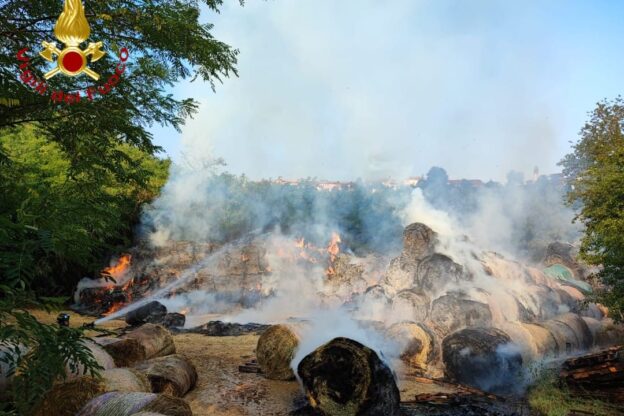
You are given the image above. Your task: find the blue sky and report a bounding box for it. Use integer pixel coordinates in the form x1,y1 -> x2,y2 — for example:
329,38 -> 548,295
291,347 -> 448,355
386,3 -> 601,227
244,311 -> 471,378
151,0 -> 624,181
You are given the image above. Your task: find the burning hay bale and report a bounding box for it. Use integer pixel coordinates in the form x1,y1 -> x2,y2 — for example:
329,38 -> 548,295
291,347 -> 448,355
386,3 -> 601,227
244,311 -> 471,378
428,294 -> 492,337
403,223 -> 437,260
386,321 -> 438,375
134,354 -> 197,397
256,324 -> 301,380
33,368 -> 150,416
416,254 -> 468,294
297,337 -> 401,416
120,324 -> 176,360
76,392 -> 192,416
126,301 -> 167,326
125,301 -> 186,329
442,327 -> 523,394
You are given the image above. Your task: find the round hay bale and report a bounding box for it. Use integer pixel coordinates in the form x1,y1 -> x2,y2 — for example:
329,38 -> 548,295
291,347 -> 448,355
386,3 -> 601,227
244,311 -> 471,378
442,327 -> 523,394
33,368 -> 150,416
76,392 -> 192,416
589,318 -> 624,347
497,322 -> 539,362
428,294 -> 492,337
121,324 -> 176,359
553,313 -> 593,350
134,354 -> 197,397
538,314 -> 592,356
416,254 -> 466,294
297,337 -> 401,416
67,341 -> 115,378
126,301 -> 167,326
519,322 -> 559,357
390,289 -> 429,322
95,337 -> 147,367
386,321 -> 437,374
403,223 -> 437,260
256,324 -> 300,380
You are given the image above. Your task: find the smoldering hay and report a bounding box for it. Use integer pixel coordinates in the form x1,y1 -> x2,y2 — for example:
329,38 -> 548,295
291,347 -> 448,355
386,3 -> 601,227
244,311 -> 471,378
72,193 -> 622,394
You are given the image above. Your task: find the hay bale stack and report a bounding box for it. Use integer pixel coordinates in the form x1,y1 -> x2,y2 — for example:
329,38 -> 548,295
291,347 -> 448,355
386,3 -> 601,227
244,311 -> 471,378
33,368 -> 150,416
76,392 -> 192,416
256,324 -> 301,380
442,327 -> 523,394
95,337 -> 147,367
297,337 -> 401,416
428,294 -> 492,337
121,324 -> 176,359
134,354 -> 197,397
385,321 -> 437,374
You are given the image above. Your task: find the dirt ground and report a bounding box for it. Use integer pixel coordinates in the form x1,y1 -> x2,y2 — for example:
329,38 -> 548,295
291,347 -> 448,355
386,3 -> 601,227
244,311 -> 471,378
30,310 -> 466,416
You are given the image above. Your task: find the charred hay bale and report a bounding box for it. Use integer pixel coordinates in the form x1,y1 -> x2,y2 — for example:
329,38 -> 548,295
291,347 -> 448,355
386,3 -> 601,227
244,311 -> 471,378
256,324 -> 301,380
403,223 -> 437,260
33,368 -> 150,416
121,324 -> 176,359
134,354 -> 197,397
161,313 -> 186,328
386,321 -> 438,374
76,392 -> 192,416
442,327 -> 523,394
95,337 -> 147,367
390,289 -> 429,322
416,254 -> 466,294
297,337 -> 401,416
428,294 -> 492,337
126,301 -> 167,326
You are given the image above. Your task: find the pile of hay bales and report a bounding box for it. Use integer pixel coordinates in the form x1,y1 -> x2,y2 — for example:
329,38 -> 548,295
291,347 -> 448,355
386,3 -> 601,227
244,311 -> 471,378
35,324 -> 197,416
33,368 -> 150,416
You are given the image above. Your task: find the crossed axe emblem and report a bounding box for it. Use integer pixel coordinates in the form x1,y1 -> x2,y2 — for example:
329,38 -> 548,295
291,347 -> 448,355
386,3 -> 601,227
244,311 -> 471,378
40,41 -> 105,80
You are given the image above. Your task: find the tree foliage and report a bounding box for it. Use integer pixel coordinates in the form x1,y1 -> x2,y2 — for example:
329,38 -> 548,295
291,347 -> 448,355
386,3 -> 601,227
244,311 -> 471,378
561,97 -> 624,320
0,1 -> 238,412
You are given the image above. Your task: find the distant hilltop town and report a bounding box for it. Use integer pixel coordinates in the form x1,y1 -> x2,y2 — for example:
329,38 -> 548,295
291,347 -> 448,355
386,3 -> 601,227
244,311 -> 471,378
271,172 -> 564,192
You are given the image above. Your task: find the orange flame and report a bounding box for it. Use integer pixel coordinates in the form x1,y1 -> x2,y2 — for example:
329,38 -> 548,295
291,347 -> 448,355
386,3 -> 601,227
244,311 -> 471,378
101,254 -> 132,284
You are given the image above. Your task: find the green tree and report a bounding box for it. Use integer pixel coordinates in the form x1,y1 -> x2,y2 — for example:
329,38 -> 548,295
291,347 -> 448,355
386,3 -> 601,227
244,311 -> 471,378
0,1 -> 239,412
561,97 -> 624,320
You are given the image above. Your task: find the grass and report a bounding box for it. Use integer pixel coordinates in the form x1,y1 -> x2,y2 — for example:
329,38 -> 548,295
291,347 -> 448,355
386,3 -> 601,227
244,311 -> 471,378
528,370 -> 623,416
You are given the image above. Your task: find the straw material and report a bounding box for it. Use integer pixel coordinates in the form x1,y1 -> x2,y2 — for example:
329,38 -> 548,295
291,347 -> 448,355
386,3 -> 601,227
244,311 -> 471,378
297,337 -> 401,416
386,321 -> 437,374
76,392 -> 192,416
33,368 -> 150,416
256,324 -> 301,380
95,337 -> 147,367
67,340 -> 115,379
134,354 -> 197,397
121,324 -> 176,359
